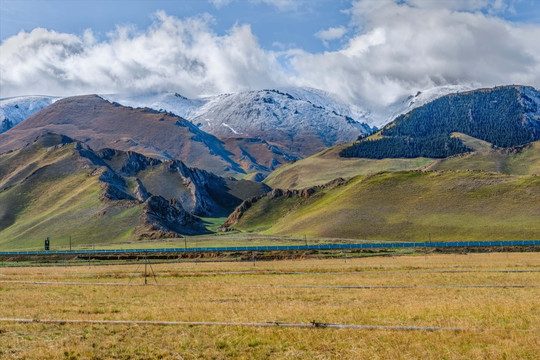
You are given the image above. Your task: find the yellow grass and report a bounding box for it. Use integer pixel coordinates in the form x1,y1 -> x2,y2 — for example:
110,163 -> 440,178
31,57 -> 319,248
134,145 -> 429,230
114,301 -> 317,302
0,252 -> 539,359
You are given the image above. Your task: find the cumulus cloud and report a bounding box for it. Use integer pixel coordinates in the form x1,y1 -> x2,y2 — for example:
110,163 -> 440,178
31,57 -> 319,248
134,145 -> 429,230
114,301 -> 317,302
315,26 -> 347,47
291,0 -> 540,105
1,1 -> 539,108
0,12 -> 286,98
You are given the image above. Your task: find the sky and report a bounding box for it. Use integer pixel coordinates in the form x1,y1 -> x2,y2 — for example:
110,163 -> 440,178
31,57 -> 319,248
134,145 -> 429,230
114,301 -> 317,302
1,0 -> 539,106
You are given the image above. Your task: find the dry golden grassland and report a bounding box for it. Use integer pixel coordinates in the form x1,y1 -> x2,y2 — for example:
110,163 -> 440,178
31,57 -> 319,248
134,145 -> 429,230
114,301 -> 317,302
0,252 -> 539,359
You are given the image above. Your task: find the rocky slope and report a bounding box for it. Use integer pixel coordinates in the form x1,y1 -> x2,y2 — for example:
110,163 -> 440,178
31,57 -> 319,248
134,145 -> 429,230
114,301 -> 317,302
0,133 -> 269,248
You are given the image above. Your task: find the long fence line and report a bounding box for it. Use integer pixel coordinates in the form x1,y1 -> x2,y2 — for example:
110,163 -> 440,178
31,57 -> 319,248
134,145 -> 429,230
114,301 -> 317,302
1,280 -> 538,289
4,269 -> 540,277
1,240 -> 539,256
0,318 -> 537,333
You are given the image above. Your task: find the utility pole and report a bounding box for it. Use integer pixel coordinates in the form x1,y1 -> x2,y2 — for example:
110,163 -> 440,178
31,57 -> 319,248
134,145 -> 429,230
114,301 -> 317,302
69,236 -> 72,251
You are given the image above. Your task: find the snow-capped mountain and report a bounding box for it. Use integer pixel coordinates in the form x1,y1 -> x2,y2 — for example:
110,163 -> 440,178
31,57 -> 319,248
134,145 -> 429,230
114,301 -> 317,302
187,89 -> 373,156
376,85 -> 473,128
104,88 -> 376,156
1,86 -> 476,155
100,92 -> 206,120
0,95 -> 60,133
100,86 -> 474,136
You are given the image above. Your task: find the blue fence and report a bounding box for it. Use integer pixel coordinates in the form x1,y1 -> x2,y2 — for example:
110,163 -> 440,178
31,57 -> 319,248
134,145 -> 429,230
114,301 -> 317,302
0,240 -> 538,256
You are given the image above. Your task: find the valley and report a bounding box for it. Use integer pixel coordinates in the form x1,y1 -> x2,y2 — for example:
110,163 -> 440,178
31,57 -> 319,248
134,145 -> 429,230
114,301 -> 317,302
1,85 -> 539,250
2,3 -> 540,359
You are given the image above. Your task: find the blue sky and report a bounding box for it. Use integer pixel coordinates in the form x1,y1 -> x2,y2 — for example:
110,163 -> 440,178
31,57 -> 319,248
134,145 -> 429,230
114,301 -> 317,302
1,0 -> 539,104
3,0 -> 539,53
0,0 -> 354,52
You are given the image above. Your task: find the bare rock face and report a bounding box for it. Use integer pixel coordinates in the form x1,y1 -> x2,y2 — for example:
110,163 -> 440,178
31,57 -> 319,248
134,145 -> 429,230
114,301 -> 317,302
222,198 -> 257,228
95,147 -> 267,217
168,160 -> 221,216
141,196 -> 208,236
1,118 -> 13,132
134,178 -> 151,202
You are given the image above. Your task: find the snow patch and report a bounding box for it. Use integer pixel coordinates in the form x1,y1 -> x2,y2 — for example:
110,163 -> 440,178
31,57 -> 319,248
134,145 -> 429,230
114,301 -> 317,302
222,123 -> 241,135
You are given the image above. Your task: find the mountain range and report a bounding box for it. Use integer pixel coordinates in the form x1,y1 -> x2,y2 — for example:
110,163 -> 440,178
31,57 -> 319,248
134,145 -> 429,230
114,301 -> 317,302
1,85 -> 472,151
0,95 -> 297,178
0,132 -> 268,249
0,84 -> 539,248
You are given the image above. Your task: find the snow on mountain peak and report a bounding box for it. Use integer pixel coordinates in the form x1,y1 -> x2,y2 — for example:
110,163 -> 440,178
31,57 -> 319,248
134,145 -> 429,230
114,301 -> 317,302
1,85 -> 479,152
0,95 -> 60,132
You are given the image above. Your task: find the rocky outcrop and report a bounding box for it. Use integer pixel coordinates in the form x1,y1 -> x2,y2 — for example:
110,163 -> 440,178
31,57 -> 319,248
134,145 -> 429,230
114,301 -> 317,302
133,178 -> 151,201
222,177 -> 347,228
141,195 -> 208,236
99,149 -> 162,176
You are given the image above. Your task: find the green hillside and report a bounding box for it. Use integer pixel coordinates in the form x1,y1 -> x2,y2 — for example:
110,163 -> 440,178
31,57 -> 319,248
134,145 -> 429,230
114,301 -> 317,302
0,139 -> 142,250
264,143 -> 434,189
1,133 -> 269,250
425,139 -> 540,175
341,86 -> 540,159
231,171 -> 540,241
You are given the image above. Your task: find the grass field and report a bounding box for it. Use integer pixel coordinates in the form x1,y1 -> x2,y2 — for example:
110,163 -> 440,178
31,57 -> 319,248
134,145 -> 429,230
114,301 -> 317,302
0,252 -> 538,359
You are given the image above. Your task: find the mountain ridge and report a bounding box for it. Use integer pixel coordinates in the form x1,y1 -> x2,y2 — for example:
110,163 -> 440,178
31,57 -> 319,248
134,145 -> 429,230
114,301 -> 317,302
340,85 -> 540,159
0,132 -> 270,249
0,95 -> 294,178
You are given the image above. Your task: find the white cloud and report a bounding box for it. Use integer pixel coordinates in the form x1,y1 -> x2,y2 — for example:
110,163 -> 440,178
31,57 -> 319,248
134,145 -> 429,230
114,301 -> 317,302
1,2 -> 539,108
315,26 -> 347,47
403,0 -> 515,14
209,0 -> 298,11
0,12 -> 286,98
290,0 -> 540,105
208,0 -> 233,9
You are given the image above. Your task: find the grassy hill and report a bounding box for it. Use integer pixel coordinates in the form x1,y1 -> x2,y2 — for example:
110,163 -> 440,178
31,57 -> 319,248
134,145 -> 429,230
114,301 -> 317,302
425,138 -> 540,175
0,136 -> 142,250
264,143 -> 434,189
230,171 -> 540,241
265,132 -> 540,189
0,133 -> 269,250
